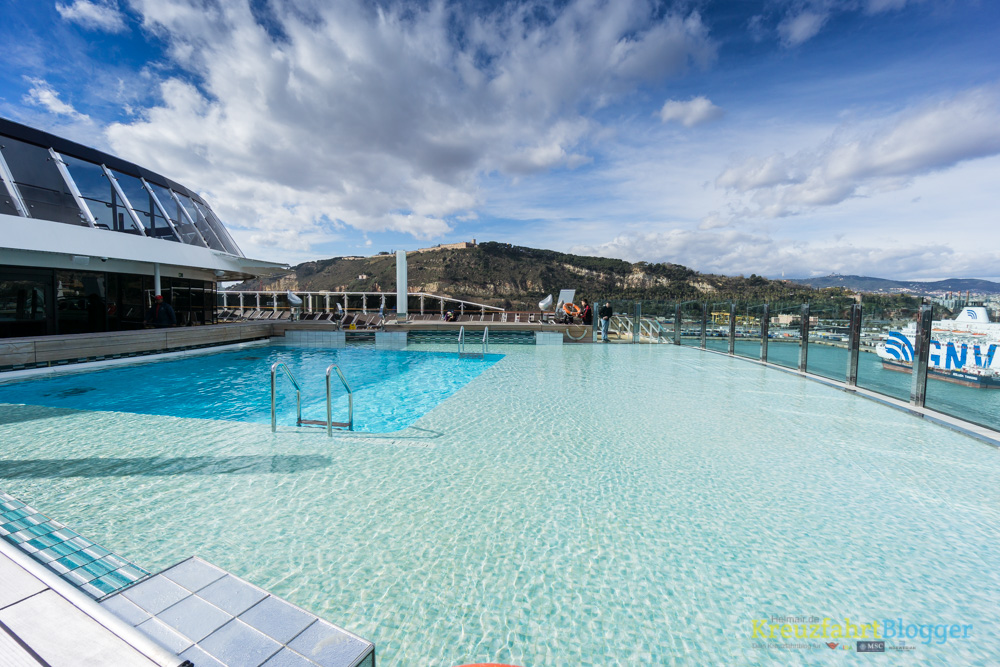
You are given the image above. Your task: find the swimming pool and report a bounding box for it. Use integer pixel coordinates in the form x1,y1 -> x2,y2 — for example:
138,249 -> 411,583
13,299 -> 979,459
0,346 -> 501,432
2,343 -> 999,664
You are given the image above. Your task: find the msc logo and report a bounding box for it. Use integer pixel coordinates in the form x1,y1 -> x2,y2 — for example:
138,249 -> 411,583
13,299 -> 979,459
858,640 -> 885,652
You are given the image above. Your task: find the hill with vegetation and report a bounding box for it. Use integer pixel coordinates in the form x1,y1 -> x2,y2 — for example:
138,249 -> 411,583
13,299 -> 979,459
234,241 -> 923,313
792,274 -> 1000,295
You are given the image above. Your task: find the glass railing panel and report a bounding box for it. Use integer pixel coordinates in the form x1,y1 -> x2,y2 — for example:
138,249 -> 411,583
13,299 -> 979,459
806,299 -> 853,381
639,300 -> 671,343
733,301 -> 764,360
922,302 -> 999,430
855,297 -> 922,402
767,301 -> 803,369
678,300 -> 703,347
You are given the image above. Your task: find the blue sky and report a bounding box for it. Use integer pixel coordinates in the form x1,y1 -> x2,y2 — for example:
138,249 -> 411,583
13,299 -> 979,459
2,0 -> 999,279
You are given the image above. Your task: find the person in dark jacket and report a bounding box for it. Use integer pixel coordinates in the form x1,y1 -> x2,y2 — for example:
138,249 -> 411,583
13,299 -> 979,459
145,295 -> 176,328
598,302 -> 612,342
580,299 -> 593,326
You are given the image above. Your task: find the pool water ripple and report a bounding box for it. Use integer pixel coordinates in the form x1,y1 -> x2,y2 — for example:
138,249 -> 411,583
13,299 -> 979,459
1,344 -> 1000,664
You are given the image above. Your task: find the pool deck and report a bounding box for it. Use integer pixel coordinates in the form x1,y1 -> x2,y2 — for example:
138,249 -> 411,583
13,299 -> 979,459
0,536 -> 184,666
1,495 -> 375,667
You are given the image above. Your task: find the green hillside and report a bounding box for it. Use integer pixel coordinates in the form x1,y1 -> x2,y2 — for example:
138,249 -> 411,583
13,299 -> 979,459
234,241 -> 921,313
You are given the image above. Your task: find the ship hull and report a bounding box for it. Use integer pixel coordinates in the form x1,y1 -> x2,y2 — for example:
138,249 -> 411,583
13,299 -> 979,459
880,359 -> 1000,388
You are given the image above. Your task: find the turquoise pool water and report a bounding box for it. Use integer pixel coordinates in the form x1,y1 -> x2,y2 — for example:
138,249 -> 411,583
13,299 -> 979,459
2,343 -> 1000,664
0,346 -> 501,433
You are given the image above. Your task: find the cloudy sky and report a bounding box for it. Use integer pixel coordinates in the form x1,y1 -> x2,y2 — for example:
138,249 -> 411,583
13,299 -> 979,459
2,0 -> 998,279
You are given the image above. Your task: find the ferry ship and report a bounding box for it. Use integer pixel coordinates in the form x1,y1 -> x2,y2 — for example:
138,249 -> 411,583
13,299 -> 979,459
875,307 -> 1000,388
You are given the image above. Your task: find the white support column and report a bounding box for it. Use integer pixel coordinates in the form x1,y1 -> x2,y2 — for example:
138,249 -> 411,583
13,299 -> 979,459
396,250 -> 408,320
362,294 -> 367,314
256,293 -> 261,309
153,263 -> 162,296
325,294 -> 330,312
239,293 -> 244,313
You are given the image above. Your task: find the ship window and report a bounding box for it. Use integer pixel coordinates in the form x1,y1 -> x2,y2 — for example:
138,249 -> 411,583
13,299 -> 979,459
148,182 -> 204,247
175,192 -> 225,251
60,155 -> 142,235
110,169 -> 157,237
192,199 -> 241,255
0,137 -> 84,225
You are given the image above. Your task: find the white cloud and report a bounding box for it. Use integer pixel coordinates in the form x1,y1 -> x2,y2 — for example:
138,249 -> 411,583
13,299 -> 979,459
658,96 -> 723,127
572,229 -> 1000,280
104,0 -> 716,257
56,0 -> 127,33
865,0 -> 913,14
22,78 -> 90,121
716,87 -> 1000,219
778,10 -> 829,47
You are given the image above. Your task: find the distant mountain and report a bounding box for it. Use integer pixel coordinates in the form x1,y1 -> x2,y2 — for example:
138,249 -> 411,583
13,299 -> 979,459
791,275 -> 1000,295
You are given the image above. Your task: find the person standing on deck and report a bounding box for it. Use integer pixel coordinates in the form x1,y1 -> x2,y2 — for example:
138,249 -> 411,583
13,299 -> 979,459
599,302 -> 612,342
580,299 -> 593,326
145,295 -> 176,328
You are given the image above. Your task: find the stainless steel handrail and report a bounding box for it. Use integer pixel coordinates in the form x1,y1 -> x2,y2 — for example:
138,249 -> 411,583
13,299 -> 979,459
326,364 -> 354,435
271,362 -> 302,432
482,327 -> 489,355
458,325 -> 465,356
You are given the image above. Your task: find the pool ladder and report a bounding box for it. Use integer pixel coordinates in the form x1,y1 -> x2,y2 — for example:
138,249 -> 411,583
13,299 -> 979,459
458,326 -> 488,358
270,362 -> 353,435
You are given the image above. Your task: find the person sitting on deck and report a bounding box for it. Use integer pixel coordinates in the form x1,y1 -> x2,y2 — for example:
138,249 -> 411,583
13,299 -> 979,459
444,310 -> 456,322
145,295 -> 176,328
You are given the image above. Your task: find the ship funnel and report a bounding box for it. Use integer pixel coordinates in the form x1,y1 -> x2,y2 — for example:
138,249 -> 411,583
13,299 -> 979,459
954,306 -> 990,323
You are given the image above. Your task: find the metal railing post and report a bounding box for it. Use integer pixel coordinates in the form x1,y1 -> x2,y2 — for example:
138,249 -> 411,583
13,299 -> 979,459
633,302 -> 641,344
760,304 -> 770,363
326,364 -> 353,434
846,303 -> 862,386
910,305 -> 933,407
728,302 -> 736,355
271,367 -> 277,432
700,302 -> 708,349
798,303 -> 810,372
674,304 -> 681,345
271,362 -> 302,432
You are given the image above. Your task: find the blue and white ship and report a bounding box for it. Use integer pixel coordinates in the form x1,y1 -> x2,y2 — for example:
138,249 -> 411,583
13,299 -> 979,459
876,307 -> 1000,388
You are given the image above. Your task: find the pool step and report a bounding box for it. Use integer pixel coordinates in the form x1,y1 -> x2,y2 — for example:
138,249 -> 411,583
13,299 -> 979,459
102,557 -> 375,667
298,418 -> 350,429
0,490 -> 150,600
